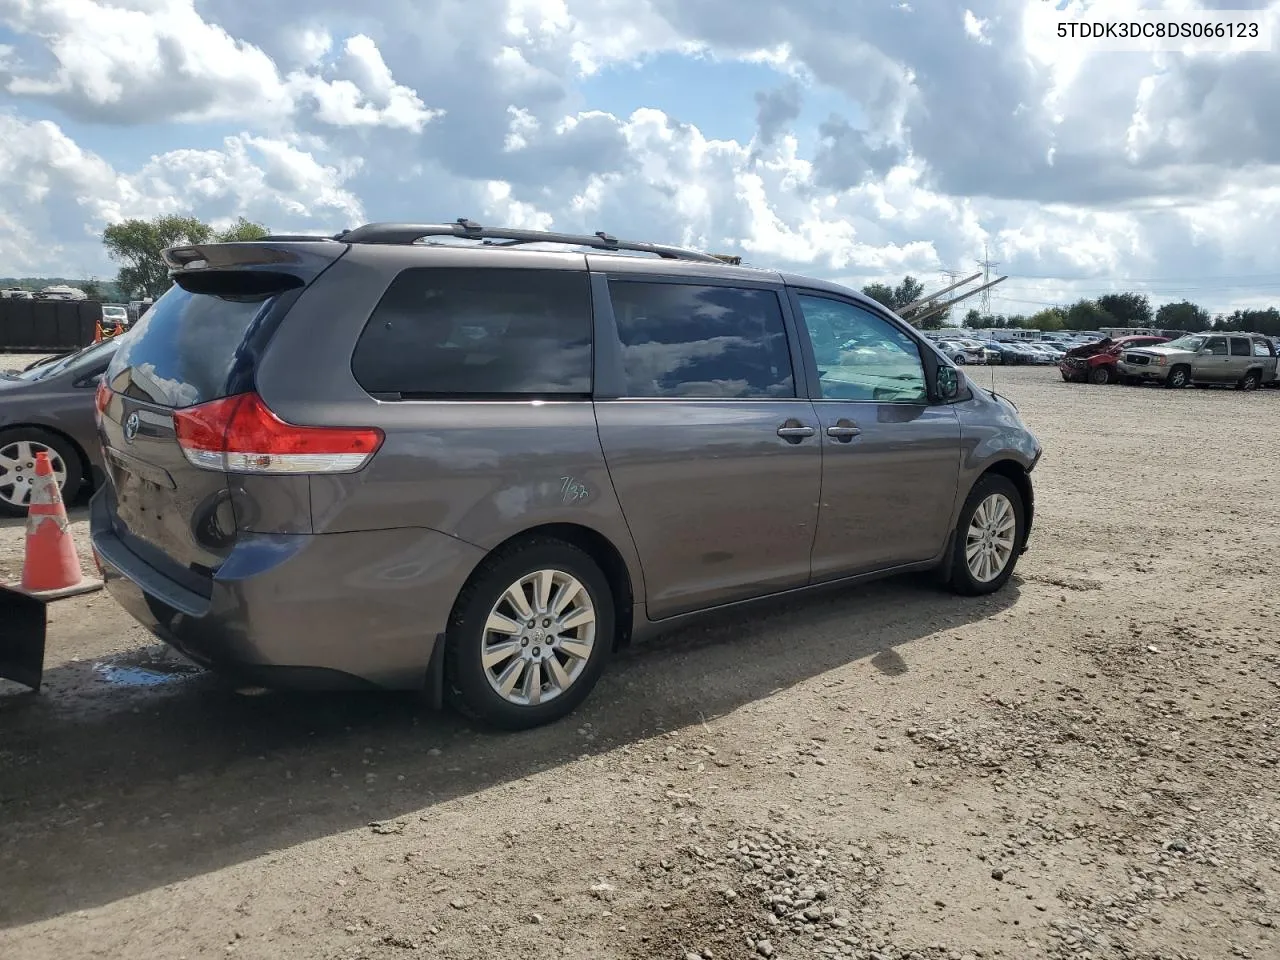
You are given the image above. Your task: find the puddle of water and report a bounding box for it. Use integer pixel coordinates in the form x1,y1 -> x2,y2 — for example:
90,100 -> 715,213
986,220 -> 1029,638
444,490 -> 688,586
92,649 -> 203,687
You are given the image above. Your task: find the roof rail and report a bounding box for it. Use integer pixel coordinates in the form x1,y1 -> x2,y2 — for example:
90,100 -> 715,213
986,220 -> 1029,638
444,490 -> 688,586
337,219 -> 724,263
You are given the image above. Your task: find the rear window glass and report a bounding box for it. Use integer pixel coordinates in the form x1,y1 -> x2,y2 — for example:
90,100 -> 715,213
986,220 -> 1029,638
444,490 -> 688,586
607,280 -> 794,399
351,267 -> 592,398
105,280 -> 277,407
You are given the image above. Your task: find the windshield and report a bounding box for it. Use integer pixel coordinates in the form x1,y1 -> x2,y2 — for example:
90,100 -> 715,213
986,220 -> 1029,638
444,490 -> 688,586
1163,335 -> 1206,351
18,339 -> 118,382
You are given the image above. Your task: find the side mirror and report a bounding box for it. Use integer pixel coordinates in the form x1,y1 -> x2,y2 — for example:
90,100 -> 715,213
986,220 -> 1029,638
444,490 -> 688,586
936,364 -> 960,401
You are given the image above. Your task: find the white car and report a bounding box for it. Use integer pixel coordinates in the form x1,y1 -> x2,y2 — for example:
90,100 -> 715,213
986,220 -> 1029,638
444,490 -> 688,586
1031,342 -> 1066,361
936,339 -> 985,365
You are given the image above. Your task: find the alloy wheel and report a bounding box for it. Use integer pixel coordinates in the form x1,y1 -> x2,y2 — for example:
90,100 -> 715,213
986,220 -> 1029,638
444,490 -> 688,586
481,568 -> 597,706
0,440 -> 68,508
965,493 -> 1016,584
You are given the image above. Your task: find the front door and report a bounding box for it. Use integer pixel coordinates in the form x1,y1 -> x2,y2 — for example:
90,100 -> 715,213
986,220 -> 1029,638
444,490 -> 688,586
1193,335 -> 1231,381
594,277 -> 822,620
789,292 -> 962,580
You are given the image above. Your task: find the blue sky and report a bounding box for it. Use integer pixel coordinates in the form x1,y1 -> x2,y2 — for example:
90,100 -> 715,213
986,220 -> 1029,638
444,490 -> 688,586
578,53 -> 861,152
0,0 -> 1277,314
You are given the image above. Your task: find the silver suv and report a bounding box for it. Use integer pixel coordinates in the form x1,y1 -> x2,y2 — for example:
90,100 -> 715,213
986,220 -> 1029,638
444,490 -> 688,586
1118,332 -> 1279,390
89,221 -> 1042,729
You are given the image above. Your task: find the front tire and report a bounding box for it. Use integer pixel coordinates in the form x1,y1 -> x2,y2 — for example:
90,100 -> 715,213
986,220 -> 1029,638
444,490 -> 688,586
1166,365 -> 1190,389
946,474 -> 1025,596
445,538 -> 615,730
0,428 -> 83,518
1088,365 -> 1114,385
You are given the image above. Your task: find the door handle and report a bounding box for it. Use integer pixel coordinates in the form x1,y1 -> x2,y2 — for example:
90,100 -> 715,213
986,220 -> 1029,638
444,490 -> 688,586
826,419 -> 861,442
777,421 -> 816,443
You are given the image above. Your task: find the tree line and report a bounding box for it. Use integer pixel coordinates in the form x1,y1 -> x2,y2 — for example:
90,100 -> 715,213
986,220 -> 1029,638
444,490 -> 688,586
861,275 -> 1280,337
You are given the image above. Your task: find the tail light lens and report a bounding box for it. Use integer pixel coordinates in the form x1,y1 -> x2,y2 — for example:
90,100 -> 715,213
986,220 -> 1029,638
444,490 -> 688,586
94,379 -> 110,423
172,392 -> 384,475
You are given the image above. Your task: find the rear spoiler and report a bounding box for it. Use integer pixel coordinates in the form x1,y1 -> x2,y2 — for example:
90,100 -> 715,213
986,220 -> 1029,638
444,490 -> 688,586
162,240 -> 348,273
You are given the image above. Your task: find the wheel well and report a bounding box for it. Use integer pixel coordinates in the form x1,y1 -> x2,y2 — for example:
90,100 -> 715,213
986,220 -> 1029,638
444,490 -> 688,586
981,459 -> 1034,544
0,422 -> 92,482
473,523 -> 636,649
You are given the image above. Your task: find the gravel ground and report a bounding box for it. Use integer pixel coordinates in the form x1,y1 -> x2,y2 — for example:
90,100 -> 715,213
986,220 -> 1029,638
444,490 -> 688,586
1,361 -> 1277,960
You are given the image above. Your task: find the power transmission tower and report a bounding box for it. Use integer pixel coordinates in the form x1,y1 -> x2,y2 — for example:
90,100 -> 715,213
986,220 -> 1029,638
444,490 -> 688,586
975,244 -> 1000,315
940,268 -> 963,285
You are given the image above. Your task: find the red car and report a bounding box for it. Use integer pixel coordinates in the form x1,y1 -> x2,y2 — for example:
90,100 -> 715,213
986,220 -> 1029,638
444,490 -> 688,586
1059,335 -> 1170,384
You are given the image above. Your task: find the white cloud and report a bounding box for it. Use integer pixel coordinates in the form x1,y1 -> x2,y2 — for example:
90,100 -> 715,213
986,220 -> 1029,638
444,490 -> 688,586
963,10 -> 990,44
0,112 -> 362,274
0,0 -> 440,131
286,35 -> 442,132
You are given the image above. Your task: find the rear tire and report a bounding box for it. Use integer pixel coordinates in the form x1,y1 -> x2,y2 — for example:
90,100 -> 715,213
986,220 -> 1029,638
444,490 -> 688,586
946,474 -> 1025,597
0,427 -> 84,518
1239,371 -> 1261,392
1166,365 -> 1190,389
445,538 -> 615,730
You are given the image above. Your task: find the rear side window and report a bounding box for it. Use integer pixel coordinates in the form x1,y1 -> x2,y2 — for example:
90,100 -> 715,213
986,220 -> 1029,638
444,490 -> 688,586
351,268 -> 592,398
607,280 -> 794,399
106,275 -> 289,408
1230,337 -> 1252,357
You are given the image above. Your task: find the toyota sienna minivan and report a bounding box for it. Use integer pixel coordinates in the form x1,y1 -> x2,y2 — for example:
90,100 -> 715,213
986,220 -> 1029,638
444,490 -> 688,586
91,221 -> 1041,729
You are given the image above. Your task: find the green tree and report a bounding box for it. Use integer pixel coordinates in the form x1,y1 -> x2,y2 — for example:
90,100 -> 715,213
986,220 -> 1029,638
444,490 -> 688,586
861,282 -> 895,309
1217,307 -> 1280,336
1025,307 -> 1066,331
103,215 -> 212,299
892,276 -> 924,310
214,217 -> 270,242
1095,292 -> 1152,328
1063,298 -> 1116,331
1155,300 -> 1211,332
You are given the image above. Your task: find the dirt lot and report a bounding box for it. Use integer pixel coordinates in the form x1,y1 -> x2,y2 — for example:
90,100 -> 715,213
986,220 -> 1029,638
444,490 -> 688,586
1,362 -> 1277,960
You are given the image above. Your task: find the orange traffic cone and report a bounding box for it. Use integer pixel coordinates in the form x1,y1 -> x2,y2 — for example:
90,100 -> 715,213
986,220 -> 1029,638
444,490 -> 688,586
10,451 -> 102,600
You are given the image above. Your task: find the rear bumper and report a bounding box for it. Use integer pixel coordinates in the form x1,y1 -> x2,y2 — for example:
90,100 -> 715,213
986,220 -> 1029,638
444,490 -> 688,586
89,489 -> 484,690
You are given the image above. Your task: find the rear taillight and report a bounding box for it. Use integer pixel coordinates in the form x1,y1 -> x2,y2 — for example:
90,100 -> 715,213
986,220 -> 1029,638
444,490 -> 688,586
172,392 -> 384,475
94,379 -> 110,423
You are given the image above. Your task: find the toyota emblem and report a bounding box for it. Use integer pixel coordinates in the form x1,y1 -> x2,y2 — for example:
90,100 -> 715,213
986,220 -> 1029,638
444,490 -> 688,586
123,411 -> 140,443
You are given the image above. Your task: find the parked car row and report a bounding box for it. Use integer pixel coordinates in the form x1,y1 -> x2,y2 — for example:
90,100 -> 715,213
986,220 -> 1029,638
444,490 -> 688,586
1059,332 -> 1280,390
939,338 -> 1068,366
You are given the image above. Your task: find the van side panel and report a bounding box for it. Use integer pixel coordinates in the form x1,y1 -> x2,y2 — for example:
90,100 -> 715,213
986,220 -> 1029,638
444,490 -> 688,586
252,246 -> 647,604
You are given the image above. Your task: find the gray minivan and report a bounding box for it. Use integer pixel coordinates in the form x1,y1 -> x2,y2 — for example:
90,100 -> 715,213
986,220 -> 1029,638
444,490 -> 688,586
90,222 -> 1041,729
